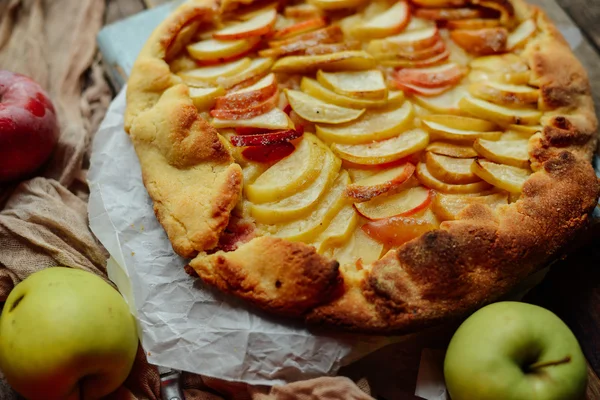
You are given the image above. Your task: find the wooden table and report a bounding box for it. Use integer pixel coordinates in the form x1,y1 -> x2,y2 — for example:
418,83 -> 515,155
103,0 -> 600,398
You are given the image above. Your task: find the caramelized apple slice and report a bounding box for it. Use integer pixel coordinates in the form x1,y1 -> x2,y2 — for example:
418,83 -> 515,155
447,18 -> 501,30
242,143 -> 295,163
412,0 -> 468,7
427,141 -> 478,158
317,69 -> 387,100
507,19 -> 537,50
285,89 -> 365,124
367,26 -> 440,53
371,39 -> 447,62
415,7 -> 484,20
187,37 -> 260,62
355,186 -> 432,220
213,9 -> 277,40
269,171 -> 350,242
284,3 -> 324,18
216,57 -> 275,89
307,0 -> 368,10
268,25 -> 342,48
394,63 -> 467,89
301,77 -> 403,109
421,119 -> 502,142
178,58 -> 251,86
432,192 -> 508,221
272,17 -> 327,40
471,159 -> 531,193
272,51 -> 377,73
468,81 -> 540,106
250,143 -> 341,223
421,114 -> 498,131
211,90 -> 278,120
346,163 -> 416,201
473,139 -> 530,168
380,48 -> 450,68
212,107 -> 294,130
311,204 -> 358,254
188,87 -> 225,110
426,152 -> 478,184
333,227 -> 383,267
459,95 -> 542,126
316,101 -> 414,144
411,85 -> 469,114
246,133 -> 323,203
230,129 -> 302,147
352,1 -> 411,39
362,209 -> 438,247
332,128 -> 429,165
215,73 -> 277,110
450,27 -> 508,55
417,162 -> 491,193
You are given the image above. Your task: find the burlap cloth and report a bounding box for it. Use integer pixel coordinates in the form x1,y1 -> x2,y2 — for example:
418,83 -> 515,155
0,1 -> 428,399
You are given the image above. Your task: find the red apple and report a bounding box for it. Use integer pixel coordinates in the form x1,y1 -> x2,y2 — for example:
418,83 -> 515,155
0,71 -> 59,183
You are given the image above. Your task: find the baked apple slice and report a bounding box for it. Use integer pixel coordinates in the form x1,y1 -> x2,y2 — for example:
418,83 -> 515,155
332,128 -> 429,165
380,48 -> 450,68
415,7 -> 484,21
468,81 -> 539,106
215,73 -> 277,110
417,162 -> 491,193
177,58 -> 251,86
426,152 -> 479,184
352,1 -> 411,39
346,163 -> 416,202
242,143 -> 295,163
507,19 -> 537,50
216,57 -> 275,89
317,69 -> 388,100
426,141 -> 478,158
250,142 -> 340,223
361,209 -> 439,248
189,87 -> 225,110
506,124 -> 542,136
411,85 -> 469,114
285,89 -> 365,124
229,129 -> 302,147
473,139 -> 530,168
371,39 -> 447,62
284,3 -> 324,19
246,133 -> 324,203
311,204 -> 358,254
211,90 -> 279,120
367,26 -> 440,53
212,107 -> 294,129
421,119 -> 502,142
394,63 -> 467,89
459,95 -> 542,125
305,41 -> 363,55
268,25 -> 342,48
471,159 -> 532,193
269,171 -> 350,242
333,228 -> 384,268
316,101 -> 414,144
355,186 -> 432,220
447,18 -> 501,30
421,114 -> 498,131
212,8 -> 277,40
411,0 -> 468,7
272,17 -> 328,40
432,192 -> 509,221
450,27 -> 508,55
272,51 -> 377,73
301,77 -> 403,109
187,37 -> 260,62
468,53 -> 530,84
307,0 -> 368,10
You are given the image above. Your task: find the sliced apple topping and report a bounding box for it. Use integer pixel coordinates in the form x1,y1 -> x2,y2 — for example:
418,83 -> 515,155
284,3 -> 324,19
426,152 -> 479,184
216,57 -> 275,89
362,209 -> 438,248
268,171 -> 350,242
188,87 -> 225,110
507,19 -> 536,50
415,7 -> 484,21
246,133 -> 323,203
215,73 -> 277,110
177,58 -> 251,86
211,90 -> 278,120
450,27 -> 508,55
229,129 -> 302,147
268,25 -> 342,48
250,142 -> 340,223
311,204 -> 358,254
307,0 -> 368,10
432,192 -> 508,221
346,163 -> 416,202
395,63 -> 467,88
411,85 -> 469,114
272,51 -> 377,73
285,89 -> 365,124
468,53 -> 530,84
471,159 -> 532,193
301,77 -> 403,109
417,162 -> 491,193
242,143 -> 295,163
459,95 -> 542,126
187,37 -> 259,62
372,39 -> 447,62
332,128 -> 429,165
421,119 -> 502,142
316,101 -> 414,144
355,186 -> 432,220
213,8 -> 277,40
352,1 -> 411,39
272,17 -> 328,40
427,141 -> 478,158
212,107 -> 294,129
411,0 -> 469,7
469,81 -> 539,106
333,228 -> 384,268
367,26 -> 440,53
474,138 -> 529,168
380,48 -> 450,68
507,124 -> 542,136
316,69 -> 387,100
421,114 -> 498,131
447,18 -> 501,30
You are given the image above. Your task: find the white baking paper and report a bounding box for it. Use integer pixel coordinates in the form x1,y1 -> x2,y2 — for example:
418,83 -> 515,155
87,88 -> 402,386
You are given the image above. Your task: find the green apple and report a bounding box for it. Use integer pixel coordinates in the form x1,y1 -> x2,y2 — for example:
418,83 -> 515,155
0,267 -> 138,400
444,301 -> 587,400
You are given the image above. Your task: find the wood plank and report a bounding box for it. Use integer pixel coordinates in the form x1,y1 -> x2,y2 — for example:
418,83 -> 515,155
555,0 -> 600,53
104,0 -> 147,25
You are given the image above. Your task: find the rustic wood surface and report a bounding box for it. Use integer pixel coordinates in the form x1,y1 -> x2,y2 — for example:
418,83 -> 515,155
102,0 -> 600,397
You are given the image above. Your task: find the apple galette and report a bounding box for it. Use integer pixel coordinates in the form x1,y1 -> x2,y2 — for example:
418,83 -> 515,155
125,0 -> 599,332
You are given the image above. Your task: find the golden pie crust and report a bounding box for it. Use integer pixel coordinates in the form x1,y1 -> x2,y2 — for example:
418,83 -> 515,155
125,0 -> 600,333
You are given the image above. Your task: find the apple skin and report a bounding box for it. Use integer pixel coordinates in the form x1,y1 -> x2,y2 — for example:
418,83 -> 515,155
0,70 -> 60,183
444,301 -> 587,400
0,267 -> 138,400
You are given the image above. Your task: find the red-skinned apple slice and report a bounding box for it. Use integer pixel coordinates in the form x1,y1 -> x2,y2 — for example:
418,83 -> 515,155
346,163 -> 416,202
213,9 -> 277,40
355,186 -> 433,220
394,63 -> 467,89
450,27 -> 508,55
268,25 -> 343,48
361,210 -> 438,247
367,26 -> 440,53
230,129 -> 302,147
305,41 -> 362,55
272,17 -> 328,40
394,82 -> 453,96
353,1 -> 411,39
380,48 -> 450,68
210,90 -> 279,120
214,73 -> 278,110
415,7 -> 484,20
242,142 -> 295,163
372,39 -> 447,62
411,0 -> 468,7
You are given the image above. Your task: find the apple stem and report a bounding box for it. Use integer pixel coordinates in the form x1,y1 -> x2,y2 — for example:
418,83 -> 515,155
528,356 -> 571,371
